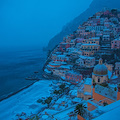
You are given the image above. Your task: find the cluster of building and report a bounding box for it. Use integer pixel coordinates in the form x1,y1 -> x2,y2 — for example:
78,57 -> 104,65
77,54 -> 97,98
42,8 -> 120,120
77,58 -> 120,120
44,8 -> 120,84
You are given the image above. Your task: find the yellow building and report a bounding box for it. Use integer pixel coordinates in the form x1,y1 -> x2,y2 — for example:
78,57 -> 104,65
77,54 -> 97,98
83,37 -> 100,45
80,44 -> 100,56
92,58 -> 108,84
104,62 -> 114,72
77,78 -> 92,100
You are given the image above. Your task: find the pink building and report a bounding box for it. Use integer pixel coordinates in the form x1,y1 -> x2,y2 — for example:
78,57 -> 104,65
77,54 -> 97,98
58,42 -> 71,52
65,72 -> 83,84
104,10 -> 110,15
118,13 -> 120,18
75,38 -> 84,43
111,38 -> 120,49
55,55 -> 69,62
115,62 -> 120,76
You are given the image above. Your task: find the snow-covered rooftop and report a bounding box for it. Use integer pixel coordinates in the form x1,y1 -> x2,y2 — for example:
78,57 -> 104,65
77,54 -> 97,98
44,69 -> 52,74
79,55 -> 95,60
93,100 -> 120,120
82,44 -> 99,46
90,37 -> 100,40
84,78 -> 92,85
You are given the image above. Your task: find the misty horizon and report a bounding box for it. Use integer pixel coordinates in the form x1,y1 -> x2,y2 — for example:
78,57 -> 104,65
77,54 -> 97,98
0,0 -> 92,49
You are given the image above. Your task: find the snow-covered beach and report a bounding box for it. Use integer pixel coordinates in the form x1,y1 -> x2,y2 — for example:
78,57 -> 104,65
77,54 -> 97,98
0,80 -> 53,120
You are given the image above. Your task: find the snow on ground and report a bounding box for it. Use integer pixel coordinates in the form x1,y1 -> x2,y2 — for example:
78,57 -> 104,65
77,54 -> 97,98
53,105 -> 76,120
0,80 -> 53,120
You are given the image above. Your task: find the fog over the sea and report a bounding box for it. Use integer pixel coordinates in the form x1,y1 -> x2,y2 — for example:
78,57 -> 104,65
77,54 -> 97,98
0,0 -> 92,50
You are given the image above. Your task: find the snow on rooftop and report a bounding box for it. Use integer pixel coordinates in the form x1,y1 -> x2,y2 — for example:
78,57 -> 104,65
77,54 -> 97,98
108,70 -> 112,79
57,55 -> 66,57
47,65 -> 55,68
49,62 -> 61,66
93,100 -> 120,120
60,65 -> 71,69
79,55 -> 95,60
84,92 -> 92,95
82,44 -> 99,46
44,69 -> 52,74
103,35 -> 110,37
111,75 -> 118,80
90,37 -> 100,39
84,78 -> 92,85
42,115 -> 48,119
72,97 -> 82,103
70,90 -> 77,96
114,38 -> 120,41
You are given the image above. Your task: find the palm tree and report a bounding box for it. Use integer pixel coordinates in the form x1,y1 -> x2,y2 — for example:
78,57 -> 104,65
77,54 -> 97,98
74,103 -> 86,117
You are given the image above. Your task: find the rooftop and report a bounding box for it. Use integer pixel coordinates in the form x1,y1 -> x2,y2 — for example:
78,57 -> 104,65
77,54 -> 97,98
93,100 -> 120,120
109,77 -> 120,84
82,44 -> 99,46
84,78 -> 92,85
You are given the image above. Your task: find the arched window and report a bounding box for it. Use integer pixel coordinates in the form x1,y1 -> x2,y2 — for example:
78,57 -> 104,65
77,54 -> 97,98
98,78 -> 100,82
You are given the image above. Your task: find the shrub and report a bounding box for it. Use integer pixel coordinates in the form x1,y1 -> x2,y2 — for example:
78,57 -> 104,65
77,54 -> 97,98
103,102 -> 108,106
37,99 -> 43,103
114,87 -> 117,91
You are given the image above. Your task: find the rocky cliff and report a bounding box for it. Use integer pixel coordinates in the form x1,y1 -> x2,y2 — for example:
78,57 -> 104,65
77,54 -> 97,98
47,0 -> 120,50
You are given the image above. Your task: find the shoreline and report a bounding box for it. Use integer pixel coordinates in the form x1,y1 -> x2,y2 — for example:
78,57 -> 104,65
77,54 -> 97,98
0,81 -> 37,102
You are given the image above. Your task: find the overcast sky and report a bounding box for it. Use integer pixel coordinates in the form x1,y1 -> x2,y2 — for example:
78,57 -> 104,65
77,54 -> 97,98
0,0 -> 93,50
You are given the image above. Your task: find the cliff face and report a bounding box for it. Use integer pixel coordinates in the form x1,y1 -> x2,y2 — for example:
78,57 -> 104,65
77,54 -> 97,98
47,0 -> 120,50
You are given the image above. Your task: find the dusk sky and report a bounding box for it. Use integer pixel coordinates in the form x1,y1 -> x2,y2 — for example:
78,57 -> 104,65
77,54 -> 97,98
0,0 -> 93,50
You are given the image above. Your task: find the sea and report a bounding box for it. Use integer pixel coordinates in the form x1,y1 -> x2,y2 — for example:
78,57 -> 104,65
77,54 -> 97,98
0,47 -> 47,100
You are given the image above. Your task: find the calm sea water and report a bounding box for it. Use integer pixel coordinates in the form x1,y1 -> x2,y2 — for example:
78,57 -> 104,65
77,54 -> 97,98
0,48 -> 47,100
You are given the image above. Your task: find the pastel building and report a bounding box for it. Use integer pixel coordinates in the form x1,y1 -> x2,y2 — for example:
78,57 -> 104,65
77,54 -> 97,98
111,38 -> 120,49
92,58 -> 108,84
87,84 -> 119,113
76,56 -> 95,68
115,62 -> 120,76
58,42 -> 71,52
102,35 -> 110,41
55,55 -> 69,62
77,84 -> 120,120
85,26 -> 104,32
80,44 -> 100,56
104,62 -> 114,72
65,72 -> 83,84
83,37 -> 100,45
75,38 -> 84,43
77,78 -> 93,100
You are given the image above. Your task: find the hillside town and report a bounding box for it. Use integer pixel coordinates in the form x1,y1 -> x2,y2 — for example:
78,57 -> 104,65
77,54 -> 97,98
42,8 -> 120,120
1,8 -> 120,120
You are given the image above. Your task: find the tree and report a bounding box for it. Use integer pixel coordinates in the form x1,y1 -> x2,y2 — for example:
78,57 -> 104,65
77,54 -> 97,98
29,115 -> 40,120
111,9 -> 118,15
74,104 -> 86,117
103,101 -> 108,106
47,50 -> 52,58
45,97 -> 52,107
114,87 -> 117,91
37,99 -> 43,103
59,83 -> 66,91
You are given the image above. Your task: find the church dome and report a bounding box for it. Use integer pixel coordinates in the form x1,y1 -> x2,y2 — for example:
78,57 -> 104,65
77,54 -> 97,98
93,58 -> 108,76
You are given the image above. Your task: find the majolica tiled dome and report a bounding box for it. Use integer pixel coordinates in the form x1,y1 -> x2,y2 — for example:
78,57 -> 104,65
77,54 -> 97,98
93,58 -> 108,76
